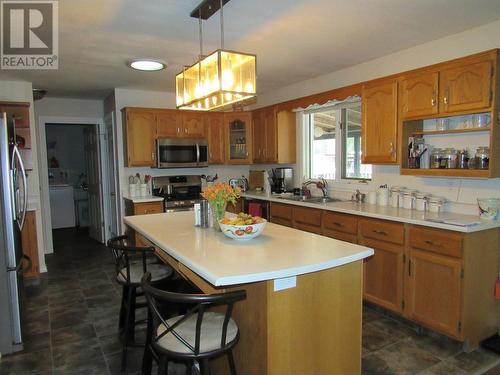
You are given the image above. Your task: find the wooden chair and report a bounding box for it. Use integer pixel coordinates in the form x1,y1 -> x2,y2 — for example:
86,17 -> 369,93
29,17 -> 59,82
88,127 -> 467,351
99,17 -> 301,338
141,272 -> 246,375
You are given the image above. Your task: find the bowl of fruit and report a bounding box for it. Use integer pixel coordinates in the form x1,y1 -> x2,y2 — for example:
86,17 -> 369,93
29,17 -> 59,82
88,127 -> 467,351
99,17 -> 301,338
219,213 -> 267,240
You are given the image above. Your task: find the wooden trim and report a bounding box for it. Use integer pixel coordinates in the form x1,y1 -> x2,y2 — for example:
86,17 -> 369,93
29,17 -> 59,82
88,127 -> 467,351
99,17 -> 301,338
410,127 -> 491,136
400,168 -> 490,177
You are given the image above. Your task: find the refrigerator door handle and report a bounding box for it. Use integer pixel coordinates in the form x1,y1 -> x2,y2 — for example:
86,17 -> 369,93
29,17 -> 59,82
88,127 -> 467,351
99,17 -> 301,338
11,145 -> 27,231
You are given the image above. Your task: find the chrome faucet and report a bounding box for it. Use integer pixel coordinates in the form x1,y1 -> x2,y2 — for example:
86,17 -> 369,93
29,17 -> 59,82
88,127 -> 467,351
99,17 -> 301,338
302,178 -> 328,198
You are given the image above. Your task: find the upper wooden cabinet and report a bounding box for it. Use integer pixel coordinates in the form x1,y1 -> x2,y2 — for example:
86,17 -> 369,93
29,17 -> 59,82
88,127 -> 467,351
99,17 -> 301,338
181,112 -> 206,138
156,110 -> 181,138
400,71 -> 439,118
440,60 -> 492,114
206,113 -> 225,164
224,112 -> 253,164
400,56 -> 494,119
123,108 -> 157,167
361,80 -> 398,164
252,106 -> 296,164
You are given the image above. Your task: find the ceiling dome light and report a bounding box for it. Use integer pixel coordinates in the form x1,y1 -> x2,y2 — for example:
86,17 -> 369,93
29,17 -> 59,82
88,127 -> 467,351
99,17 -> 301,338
128,59 -> 166,71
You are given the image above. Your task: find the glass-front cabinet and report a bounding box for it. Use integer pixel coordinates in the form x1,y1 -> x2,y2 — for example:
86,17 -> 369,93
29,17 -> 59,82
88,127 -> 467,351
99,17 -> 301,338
224,112 -> 252,164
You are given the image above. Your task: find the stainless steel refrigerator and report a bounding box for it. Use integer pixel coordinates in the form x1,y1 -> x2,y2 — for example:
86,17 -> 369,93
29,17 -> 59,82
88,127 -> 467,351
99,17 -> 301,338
0,112 -> 30,354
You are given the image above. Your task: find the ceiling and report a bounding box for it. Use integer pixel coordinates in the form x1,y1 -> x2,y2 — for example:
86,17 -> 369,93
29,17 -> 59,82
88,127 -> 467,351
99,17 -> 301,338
2,0 -> 500,99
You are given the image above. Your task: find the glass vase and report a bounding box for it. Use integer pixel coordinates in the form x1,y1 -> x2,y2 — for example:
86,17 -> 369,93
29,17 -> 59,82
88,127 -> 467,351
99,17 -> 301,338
210,201 -> 227,232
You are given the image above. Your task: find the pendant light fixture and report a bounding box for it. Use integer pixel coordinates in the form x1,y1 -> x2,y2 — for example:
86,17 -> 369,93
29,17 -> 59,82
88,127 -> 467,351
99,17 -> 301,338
176,0 -> 256,111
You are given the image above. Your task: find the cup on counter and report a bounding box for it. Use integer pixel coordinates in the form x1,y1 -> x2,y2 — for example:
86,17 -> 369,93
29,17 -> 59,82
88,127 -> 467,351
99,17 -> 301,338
140,183 -> 148,197
129,184 -> 138,198
367,191 -> 377,204
428,197 -> 445,213
377,187 -> 390,206
415,193 -> 428,211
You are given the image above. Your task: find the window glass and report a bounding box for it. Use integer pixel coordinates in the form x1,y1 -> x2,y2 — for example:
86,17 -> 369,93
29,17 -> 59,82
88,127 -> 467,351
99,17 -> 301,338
310,111 -> 336,180
342,106 -> 372,179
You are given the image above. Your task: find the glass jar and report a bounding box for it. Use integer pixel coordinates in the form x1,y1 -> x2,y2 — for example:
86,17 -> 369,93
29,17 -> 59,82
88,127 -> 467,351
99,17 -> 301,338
430,148 -> 443,169
435,118 -> 449,131
442,148 -> 458,169
475,147 -> 490,170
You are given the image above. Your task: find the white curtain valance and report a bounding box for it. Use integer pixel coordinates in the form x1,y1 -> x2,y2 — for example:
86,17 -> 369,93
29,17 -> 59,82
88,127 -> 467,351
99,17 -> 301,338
292,95 -> 361,114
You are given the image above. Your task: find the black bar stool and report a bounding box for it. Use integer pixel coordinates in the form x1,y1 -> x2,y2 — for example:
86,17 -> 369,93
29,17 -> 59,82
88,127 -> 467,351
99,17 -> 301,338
141,272 -> 247,375
107,235 -> 174,373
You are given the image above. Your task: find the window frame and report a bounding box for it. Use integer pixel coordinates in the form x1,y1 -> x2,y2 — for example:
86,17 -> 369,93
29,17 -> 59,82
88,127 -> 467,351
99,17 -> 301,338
304,100 -> 371,183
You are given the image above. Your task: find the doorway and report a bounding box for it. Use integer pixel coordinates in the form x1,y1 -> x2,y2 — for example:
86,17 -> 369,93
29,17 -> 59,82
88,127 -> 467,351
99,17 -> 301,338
44,123 -> 105,243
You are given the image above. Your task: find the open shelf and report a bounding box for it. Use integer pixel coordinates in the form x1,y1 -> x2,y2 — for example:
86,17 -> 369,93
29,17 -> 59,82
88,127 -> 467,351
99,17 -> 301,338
400,168 -> 489,178
410,127 -> 491,136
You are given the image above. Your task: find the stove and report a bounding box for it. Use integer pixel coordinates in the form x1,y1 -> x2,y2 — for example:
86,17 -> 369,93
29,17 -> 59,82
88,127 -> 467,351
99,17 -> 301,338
152,175 -> 203,212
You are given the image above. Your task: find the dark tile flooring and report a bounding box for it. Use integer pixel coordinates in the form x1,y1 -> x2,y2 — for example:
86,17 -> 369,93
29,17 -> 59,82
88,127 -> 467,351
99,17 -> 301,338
1,228 -> 499,375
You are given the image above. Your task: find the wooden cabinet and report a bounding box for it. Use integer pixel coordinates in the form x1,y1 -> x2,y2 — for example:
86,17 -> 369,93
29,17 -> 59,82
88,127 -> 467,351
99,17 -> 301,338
252,107 -> 296,164
181,112 -> 206,138
359,218 -> 404,314
22,211 -> 39,279
206,113 -> 225,164
440,60 -> 492,114
156,110 -> 181,138
400,71 -> 439,118
322,211 -> 358,243
270,202 -> 293,227
361,80 -> 398,164
123,108 -> 157,167
406,249 -> 462,338
224,112 -> 253,164
292,206 -> 322,234
124,199 -> 164,245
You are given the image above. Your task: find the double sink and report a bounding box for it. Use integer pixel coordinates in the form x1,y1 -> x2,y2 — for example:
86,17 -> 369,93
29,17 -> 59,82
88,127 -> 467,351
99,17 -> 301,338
276,195 -> 344,204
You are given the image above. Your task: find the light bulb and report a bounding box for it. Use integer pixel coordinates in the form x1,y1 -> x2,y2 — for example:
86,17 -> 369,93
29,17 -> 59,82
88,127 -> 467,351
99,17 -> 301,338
222,69 -> 234,90
245,81 -> 254,93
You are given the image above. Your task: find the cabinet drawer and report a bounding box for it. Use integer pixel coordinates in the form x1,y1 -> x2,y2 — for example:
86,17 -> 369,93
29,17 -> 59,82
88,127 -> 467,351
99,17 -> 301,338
322,212 -> 357,234
409,226 -> 462,258
270,203 -> 293,220
271,217 -> 293,228
322,229 -> 357,243
294,222 -> 323,235
134,201 -> 163,215
359,218 -> 404,244
293,206 -> 322,227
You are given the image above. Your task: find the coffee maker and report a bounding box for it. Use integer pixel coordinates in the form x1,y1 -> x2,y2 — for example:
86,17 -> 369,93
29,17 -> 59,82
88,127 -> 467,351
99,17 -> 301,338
272,167 -> 293,193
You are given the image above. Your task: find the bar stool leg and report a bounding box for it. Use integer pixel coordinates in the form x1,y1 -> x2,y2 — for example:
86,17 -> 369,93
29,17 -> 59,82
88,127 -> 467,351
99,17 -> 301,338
142,310 -> 153,375
119,285 -> 127,331
200,358 -> 210,375
158,355 -> 168,375
121,286 -> 134,372
227,350 -> 237,375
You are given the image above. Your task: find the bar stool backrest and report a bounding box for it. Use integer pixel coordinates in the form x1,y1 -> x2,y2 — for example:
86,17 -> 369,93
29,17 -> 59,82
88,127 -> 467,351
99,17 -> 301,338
107,235 -> 155,285
141,272 -> 246,357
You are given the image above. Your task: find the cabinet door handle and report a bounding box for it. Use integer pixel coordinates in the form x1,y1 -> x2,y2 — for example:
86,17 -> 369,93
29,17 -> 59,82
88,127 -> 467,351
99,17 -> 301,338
408,259 -> 412,276
443,89 -> 449,105
151,152 -> 155,160
177,127 -> 180,133
185,128 -> 188,133
389,142 -> 395,156
373,229 -> 388,235
246,151 -> 249,157
431,90 -> 437,106
424,239 -> 442,247
333,222 -> 345,227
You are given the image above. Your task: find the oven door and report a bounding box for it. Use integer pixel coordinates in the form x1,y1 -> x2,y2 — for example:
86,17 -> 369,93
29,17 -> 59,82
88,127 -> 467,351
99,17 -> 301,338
157,139 -> 206,168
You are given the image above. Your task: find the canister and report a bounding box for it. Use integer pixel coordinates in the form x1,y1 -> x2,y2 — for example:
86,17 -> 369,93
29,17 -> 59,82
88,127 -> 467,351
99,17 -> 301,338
428,196 -> 445,213
402,190 -> 416,210
415,192 -> 428,211
390,186 -> 402,208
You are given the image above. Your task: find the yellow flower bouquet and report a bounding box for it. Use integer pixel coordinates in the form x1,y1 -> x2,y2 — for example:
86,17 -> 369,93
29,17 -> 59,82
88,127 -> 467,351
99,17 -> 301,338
201,183 -> 241,231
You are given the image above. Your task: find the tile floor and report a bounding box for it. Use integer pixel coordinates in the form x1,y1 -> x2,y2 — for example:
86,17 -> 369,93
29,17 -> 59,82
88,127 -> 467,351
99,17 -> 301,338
0,228 -> 499,375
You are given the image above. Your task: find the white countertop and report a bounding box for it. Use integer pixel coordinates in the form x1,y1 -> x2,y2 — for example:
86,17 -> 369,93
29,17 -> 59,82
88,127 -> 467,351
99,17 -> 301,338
124,211 -> 374,287
123,195 -> 164,203
243,191 -> 500,233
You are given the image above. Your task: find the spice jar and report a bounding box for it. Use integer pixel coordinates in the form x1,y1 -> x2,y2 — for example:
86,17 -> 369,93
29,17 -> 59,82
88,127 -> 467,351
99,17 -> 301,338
442,148 -> 458,169
430,148 -> 443,169
475,147 -> 490,169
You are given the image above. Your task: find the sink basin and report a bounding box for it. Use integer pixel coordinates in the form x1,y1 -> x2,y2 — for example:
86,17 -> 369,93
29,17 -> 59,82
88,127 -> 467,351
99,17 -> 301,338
276,196 -> 343,204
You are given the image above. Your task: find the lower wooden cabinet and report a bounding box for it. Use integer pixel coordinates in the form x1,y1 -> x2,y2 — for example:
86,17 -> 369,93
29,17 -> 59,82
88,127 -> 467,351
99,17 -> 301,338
270,202 -> 293,228
125,200 -> 164,244
22,211 -> 39,279
361,237 -> 404,314
406,249 -> 462,338
292,206 -> 322,234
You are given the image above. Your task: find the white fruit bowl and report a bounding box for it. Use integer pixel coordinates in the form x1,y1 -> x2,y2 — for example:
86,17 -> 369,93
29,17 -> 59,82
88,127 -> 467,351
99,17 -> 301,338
219,220 -> 267,240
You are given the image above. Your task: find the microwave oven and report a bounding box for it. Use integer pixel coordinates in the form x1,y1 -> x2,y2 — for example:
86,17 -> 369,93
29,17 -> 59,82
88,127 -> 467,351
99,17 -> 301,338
156,138 -> 208,168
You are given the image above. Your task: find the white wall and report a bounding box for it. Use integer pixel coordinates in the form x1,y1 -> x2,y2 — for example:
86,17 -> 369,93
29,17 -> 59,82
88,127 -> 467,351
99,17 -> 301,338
0,80 -> 46,272
253,19 -> 500,215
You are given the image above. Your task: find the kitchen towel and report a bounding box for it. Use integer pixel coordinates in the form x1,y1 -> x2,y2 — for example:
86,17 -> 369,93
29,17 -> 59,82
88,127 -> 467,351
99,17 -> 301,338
248,202 -> 263,217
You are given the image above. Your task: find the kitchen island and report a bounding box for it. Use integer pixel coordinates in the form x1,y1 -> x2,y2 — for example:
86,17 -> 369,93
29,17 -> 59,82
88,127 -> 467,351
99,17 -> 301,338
124,211 -> 374,375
